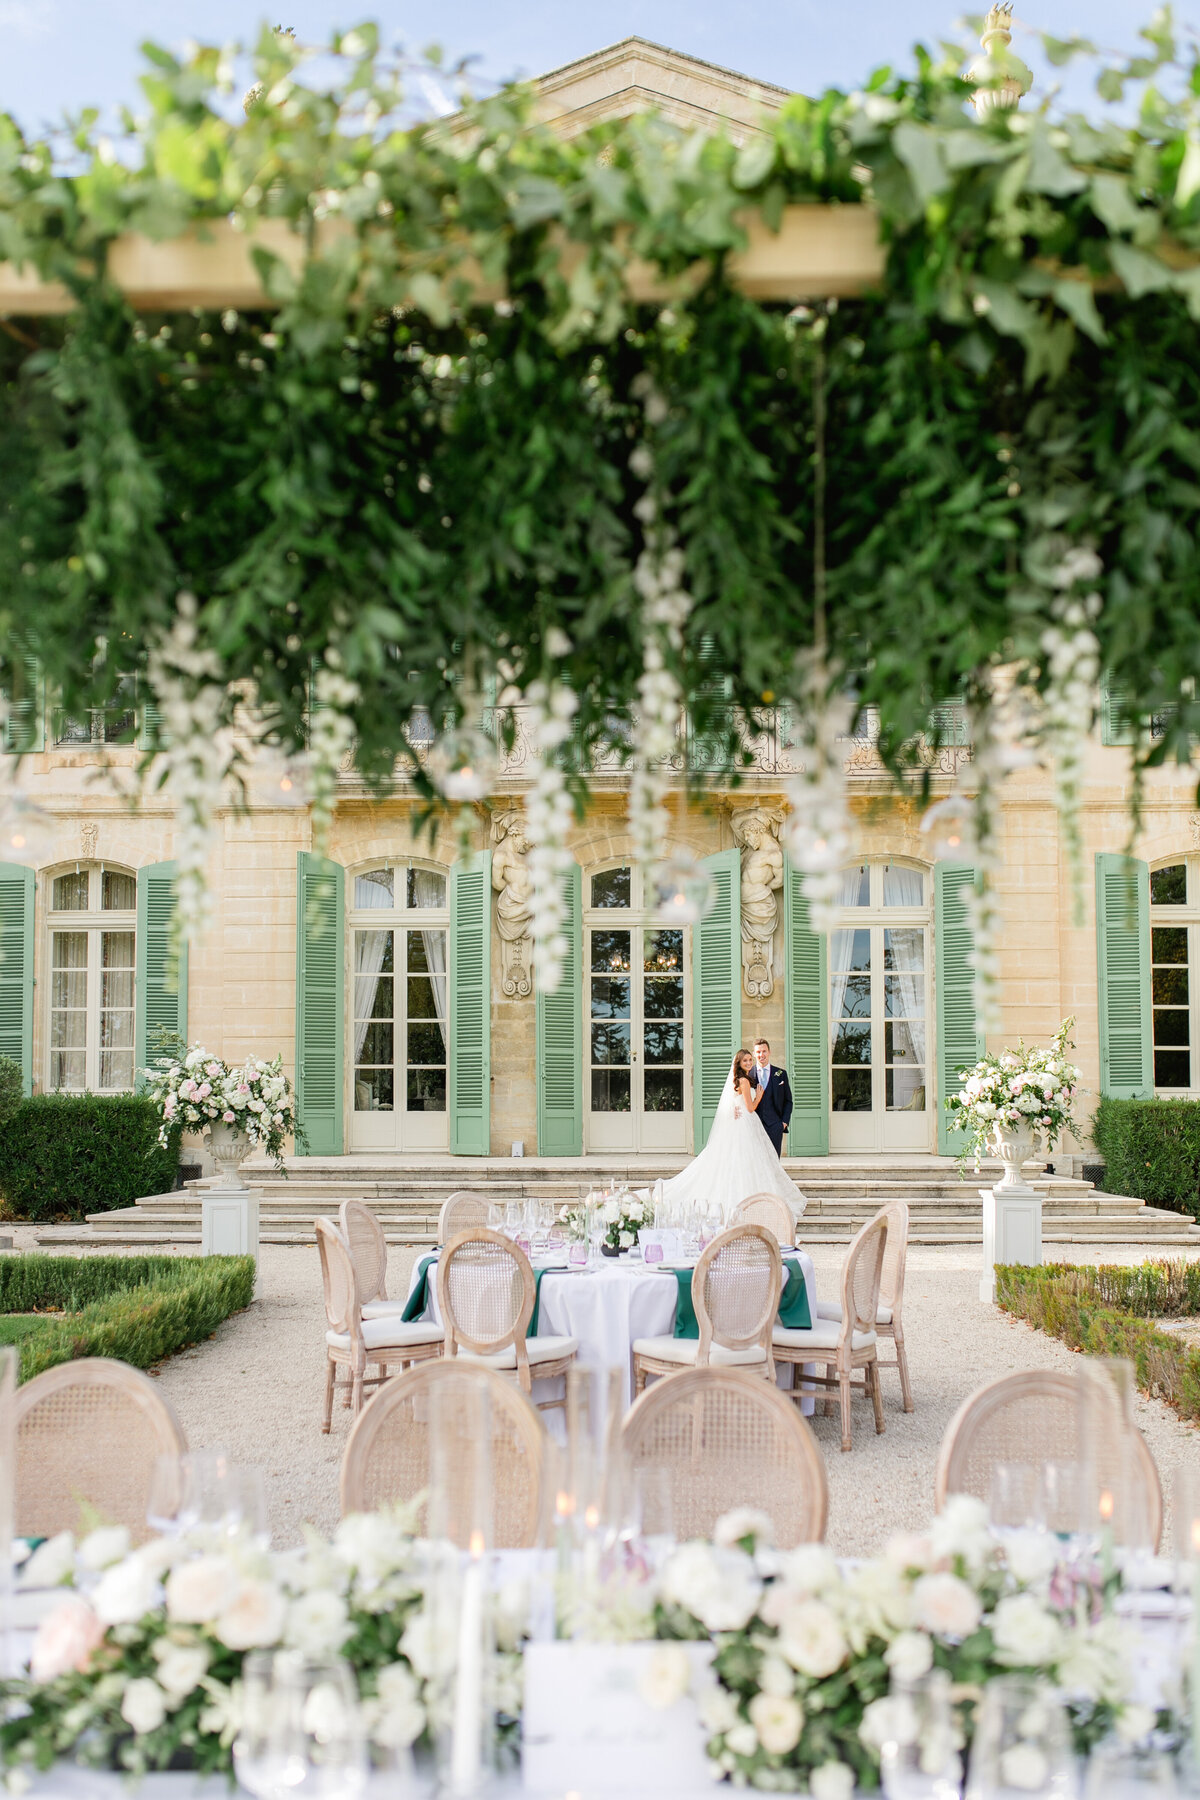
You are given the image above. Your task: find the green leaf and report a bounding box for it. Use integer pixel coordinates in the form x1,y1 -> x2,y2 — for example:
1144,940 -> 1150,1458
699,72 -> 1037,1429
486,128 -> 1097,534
732,135 -> 776,190
1108,240 -> 1174,297
1176,137 -> 1200,209
1089,171 -> 1144,235
1024,125 -> 1088,197
1051,277 -> 1107,344
892,120 -> 950,205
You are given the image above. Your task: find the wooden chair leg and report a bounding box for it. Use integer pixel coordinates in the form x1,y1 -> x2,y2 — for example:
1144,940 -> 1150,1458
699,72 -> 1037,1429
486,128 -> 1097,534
351,1362 -> 364,1415
838,1368 -> 853,1452
894,1331 -> 914,1412
322,1356 -> 336,1434
868,1359 -> 885,1435
634,1359 -> 647,1396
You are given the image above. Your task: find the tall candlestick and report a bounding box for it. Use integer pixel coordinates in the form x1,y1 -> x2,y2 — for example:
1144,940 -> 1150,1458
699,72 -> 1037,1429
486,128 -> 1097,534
450,1529 -> 486,1796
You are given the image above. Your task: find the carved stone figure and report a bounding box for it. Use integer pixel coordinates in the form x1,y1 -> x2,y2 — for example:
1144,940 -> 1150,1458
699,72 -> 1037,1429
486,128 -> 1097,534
79,821 -> 99,858
491,810 -> 534,998
732,807 -> 784,1000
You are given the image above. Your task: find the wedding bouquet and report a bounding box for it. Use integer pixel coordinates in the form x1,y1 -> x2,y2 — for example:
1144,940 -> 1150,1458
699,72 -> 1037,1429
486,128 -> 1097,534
0,1510 -> 525,1784
945,1018 -> 1082,1170
144,1042 -> 298,1168
651,1501 -> 1142,1795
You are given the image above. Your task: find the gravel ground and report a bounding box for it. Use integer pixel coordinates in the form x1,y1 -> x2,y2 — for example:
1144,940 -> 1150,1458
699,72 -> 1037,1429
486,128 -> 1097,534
9,1230 -> 1200,1554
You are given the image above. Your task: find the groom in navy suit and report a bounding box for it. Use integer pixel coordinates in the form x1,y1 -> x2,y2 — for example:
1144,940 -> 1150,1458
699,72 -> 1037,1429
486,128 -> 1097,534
752,1038 -> 793,1159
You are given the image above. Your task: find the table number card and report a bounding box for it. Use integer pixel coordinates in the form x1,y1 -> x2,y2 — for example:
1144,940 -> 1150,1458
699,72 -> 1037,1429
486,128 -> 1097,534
522,1641 -> 715,1795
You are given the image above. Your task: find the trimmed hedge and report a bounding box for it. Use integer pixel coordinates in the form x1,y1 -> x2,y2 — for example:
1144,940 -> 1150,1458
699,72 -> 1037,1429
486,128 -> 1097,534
996,1260 -> 1200,1426
0,1253 -> 255,1382
0,1094 -> 181,1221
1092,1097 -> 1200,1220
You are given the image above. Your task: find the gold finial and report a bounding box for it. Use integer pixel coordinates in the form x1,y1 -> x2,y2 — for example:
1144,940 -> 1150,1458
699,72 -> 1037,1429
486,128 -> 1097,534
967,2 -> 1032,115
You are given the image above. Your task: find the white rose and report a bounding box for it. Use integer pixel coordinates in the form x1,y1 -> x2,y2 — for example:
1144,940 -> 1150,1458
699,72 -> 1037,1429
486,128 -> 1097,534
121,1677 -> 167,1735
660,1543 -> 762,1633
618,1230 -> 634,1248
91,1556 -> 158,1626
640,1644 -> 691,1711
748,1692 -> 803,1756
217,1579 -> 287,1650
698,1683 -> 740,1736
999,1744 -> 1048,1791
370,1662 -> 424,1748
153,1641 -> 210,1704
77,1527 -> 131,1572
286,1588 -> 351,1655
775,1543 -> 838,1594
929,1494 -> 992,1574
883,1531 -> 934,1574
714,1509 -> 775,1552
602,1200 -> 621,1223
1115,1704 -> 1156,1747
1004,1529 -> 1057,1589
991,1594 -> 1063,1667
166,1555 -> 240,1624
20,1531 -> 75,1591
758,1655 -> 795,1698
401,1611 -> 456,1680
860,1694 -> 919,1754
775,1599 -> 847,1678
911,1573 -> 982,1640
885,1630 -> 934,1684
811,1761 -> 855,1800
725,1721 -> 758,1758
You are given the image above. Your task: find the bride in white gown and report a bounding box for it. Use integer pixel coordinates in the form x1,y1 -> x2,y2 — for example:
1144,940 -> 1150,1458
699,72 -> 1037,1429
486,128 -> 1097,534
658,1049 -> 807,1223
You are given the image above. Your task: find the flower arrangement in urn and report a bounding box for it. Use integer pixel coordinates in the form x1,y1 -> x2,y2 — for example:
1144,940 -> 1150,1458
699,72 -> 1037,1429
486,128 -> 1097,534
144,1041 -> 298,1171
945,1018 -> 1082,1177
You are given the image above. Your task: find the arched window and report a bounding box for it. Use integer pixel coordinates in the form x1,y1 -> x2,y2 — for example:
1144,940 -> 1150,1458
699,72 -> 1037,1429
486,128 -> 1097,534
46,864 -> 137,1091
347,861 -> 449,1149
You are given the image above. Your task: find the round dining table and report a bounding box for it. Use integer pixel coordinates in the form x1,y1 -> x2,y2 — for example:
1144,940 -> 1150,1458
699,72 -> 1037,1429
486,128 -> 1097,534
403,1249 -> 819,1421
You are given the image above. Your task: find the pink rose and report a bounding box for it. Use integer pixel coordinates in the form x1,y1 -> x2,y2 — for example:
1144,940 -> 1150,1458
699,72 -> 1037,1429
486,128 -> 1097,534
222,1110 -> 235,1123
197,1083 -> 211,1098
31,1595 -> 104,1682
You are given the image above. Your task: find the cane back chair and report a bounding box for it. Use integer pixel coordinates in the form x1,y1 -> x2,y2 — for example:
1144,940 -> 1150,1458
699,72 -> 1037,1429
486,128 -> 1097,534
771,1210 -> 888,1452
632,1224 -> 783,1392
317,1218 -> 443,1428
437,1228 -> 577,1410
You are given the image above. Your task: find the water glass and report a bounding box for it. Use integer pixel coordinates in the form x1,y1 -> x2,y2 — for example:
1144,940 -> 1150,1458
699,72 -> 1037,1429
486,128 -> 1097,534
568,1240 -> 588,1269
990,1462 -> 1040,1535
1085,1741 -> 1177,1799
1039,1460 -> 1084,1541
233,1650 -> 366,1800
880,1670 -> 960,1800
486,1201 -> 503,1232
148,1448 -> 265,1539
965,1675 -> 1076,1800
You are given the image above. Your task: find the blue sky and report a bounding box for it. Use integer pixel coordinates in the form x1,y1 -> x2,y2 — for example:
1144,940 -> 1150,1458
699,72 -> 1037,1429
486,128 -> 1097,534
0,1 -> 1178,134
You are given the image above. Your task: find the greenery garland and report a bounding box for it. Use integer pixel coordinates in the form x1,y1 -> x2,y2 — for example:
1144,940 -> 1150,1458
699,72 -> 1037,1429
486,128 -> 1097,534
1,18 -> 1199,819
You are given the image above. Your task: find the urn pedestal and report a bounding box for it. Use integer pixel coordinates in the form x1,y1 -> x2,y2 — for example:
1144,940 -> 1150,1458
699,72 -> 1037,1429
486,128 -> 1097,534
980,1128 -> 1043,1302
202,1123 -> 259,1263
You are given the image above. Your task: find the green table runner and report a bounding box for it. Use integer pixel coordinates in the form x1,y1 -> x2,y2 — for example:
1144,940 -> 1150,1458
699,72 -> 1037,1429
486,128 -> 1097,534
401,1253 -> 548,1335
671,1257 -> 811,1340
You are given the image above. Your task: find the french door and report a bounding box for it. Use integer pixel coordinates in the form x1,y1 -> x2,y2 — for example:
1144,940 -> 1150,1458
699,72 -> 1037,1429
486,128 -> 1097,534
586,923 -> 689,1152
829,922 -> 930,1152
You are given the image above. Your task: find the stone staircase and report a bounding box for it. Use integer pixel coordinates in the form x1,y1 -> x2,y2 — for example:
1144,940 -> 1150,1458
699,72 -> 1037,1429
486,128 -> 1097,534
35,1153 -> 1200,1250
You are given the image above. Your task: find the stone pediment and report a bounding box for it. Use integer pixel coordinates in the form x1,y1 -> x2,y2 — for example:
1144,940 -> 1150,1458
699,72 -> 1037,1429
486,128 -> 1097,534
530,37 -> 790,140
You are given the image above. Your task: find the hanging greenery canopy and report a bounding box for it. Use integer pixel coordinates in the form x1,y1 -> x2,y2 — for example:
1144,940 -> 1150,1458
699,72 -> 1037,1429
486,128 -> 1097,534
0,16 -> 1198,823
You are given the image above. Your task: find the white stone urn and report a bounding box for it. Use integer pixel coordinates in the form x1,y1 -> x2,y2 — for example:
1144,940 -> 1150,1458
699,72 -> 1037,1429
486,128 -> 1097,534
991,1124 -> 1039,1189
207,1120 -> 251,1191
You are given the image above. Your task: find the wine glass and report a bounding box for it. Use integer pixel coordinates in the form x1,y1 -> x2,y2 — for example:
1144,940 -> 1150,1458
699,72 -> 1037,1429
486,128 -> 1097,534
234,1650 -> 366,1800
503,1200 -> 521,1237
1039,1460 -> 1084,1544
880,1670 -> 960,1800
146,1448 -> 234,1538
965,1675 -> 1075,1800
486,1201 -> 503,1232
989,1463 -> 1040,1538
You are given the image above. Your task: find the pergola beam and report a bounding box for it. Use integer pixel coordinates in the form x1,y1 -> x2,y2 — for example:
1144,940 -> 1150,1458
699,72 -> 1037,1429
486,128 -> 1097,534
0,204 -> 885,317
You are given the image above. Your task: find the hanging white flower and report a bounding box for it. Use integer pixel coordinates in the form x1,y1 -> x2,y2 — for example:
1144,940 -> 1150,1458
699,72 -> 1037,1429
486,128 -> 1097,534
783,652 -> 855,934
523,676 -> 579,994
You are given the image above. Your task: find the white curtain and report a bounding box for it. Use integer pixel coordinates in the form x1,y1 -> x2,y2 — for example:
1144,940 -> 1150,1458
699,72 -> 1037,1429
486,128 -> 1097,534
883,863 -> 925,907
412,869 -> 448,1057
829,928 -> 862,1046
885,927 -> 926,1090
353,930 -> 393,1064
355,867 -> 394,909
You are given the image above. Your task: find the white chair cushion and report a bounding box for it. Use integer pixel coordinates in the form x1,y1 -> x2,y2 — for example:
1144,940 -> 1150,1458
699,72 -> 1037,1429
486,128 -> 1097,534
326,1318 -> 444,1351
361,1299 -> 410,1319
815,1299 -> 893,1326
456,1335 -> 577,1370
632,1336 -> 768,1368
772,1321 -> 876,1353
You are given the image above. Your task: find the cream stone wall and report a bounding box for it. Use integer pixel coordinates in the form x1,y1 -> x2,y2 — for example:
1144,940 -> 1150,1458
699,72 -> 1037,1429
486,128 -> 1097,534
9,733 -> 1199,1159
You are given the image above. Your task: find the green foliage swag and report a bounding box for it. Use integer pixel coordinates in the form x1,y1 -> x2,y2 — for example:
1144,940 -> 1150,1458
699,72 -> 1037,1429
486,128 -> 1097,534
0,1253 -> 255,1381
1,20 -> 1200,793
1093,1096 -> 1200,1219
0,1093 -> 181,1222
996,1259 -> 1200,1424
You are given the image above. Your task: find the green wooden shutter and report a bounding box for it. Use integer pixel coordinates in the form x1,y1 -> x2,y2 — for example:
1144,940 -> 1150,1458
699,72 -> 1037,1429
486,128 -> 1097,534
537,861 -> 582,1156
137,689 -> 162,750
1095,852 -> 1152,1097
935,861 -> 985,1155
926,701 -> 970,746
135,862 -> 188,1084
1101,677 -> 1136,748
2,651 -> 44,754
450,850 -> 491,1155
692,847 -> 741,1152
784,862 -> 828,1155
295,851 -> 344,1156
0,862 -> 34,1095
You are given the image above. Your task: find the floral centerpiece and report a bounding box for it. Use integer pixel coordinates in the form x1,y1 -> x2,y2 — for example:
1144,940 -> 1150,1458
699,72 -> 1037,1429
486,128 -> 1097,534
945,1019 -> 1082,1175
144,1042 -> 298,1170
598,1188 -> 651,1255
650,1501 -> 1144,1796
0,1510 -> 524,1783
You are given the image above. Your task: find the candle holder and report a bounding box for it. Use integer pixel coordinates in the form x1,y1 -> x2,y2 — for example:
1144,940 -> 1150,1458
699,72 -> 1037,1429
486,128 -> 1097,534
426,1374 -> 496,1799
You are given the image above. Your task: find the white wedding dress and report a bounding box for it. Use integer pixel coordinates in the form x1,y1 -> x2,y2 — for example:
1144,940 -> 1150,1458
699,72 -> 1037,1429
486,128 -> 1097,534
657,1071 -> 807,1223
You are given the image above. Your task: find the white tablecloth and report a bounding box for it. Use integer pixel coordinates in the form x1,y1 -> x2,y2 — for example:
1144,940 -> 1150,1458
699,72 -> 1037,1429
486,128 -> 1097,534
405,1252 -> 819,1416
